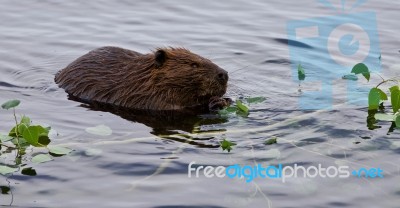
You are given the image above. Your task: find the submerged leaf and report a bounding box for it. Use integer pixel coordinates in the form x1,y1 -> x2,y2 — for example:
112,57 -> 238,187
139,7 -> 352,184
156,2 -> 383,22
21,167 -> 37,176
85,125 -> 112,136
342,74 -> 358,81
265,137 -> 278,145
298,64 -> 306,81
1,100 -> 20,110
246,97 -> 266,104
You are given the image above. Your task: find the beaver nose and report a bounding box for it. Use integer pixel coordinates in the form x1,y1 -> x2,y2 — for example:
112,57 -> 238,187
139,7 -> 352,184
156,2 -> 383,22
217,69 -> 228,83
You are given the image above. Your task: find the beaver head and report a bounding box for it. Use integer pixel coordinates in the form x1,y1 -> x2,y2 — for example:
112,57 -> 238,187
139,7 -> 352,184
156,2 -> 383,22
144,48 -> 228,110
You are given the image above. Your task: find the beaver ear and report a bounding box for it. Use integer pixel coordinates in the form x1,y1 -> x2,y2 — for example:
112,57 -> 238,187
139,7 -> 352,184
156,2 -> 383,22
155,49 -> 167,68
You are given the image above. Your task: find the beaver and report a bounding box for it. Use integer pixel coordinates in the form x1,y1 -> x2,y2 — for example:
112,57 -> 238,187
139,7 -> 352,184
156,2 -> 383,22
55,46 -> 229,111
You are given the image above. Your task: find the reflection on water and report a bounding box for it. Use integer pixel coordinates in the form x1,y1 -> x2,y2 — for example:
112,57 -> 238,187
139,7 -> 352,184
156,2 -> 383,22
79,100 -> 229,148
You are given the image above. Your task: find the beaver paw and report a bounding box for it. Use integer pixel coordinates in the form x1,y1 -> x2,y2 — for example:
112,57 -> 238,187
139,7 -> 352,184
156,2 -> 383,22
209,96 -> 233,111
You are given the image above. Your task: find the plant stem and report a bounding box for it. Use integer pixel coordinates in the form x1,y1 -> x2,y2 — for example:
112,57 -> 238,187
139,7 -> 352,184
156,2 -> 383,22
12,108 -> 21,158
376,79 -> 399,88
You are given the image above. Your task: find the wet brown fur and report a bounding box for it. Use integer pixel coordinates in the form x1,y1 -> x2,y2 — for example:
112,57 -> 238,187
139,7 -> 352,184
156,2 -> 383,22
55,46 -> 228,110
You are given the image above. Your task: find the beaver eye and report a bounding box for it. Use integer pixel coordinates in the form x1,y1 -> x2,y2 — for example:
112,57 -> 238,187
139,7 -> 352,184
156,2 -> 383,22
191,63 -> 199,68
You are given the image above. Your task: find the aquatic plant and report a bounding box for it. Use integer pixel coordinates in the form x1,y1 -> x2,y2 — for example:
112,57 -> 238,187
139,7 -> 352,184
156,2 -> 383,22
0,100 -> 72,175
350,61 -> 400,129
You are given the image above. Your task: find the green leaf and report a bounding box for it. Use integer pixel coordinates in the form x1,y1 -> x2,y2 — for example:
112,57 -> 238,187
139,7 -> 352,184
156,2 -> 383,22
351,63 -> 370,81
22,126 -> 40,146
0,186 -> 11,194
18,123 -> 29,135
396,115 -> 400,128
368,88 -> 381,110
48,146 -> 73,155
38,135 -> 51,146
1,100 -> 20,110
0,134 -> 13,142
374,113 -> 395,121
390,86 -> 400,113
32,154 -> 53,164
246,97 -> 266,104
0,166 -> 18,175
342,74 -> 358,81
220,139 -> 236,153
376,88 -> 388,101
21,167 -> 37,176
20,125 -> 49,147
265,137 -> 278,145
20,116 -> 31,126
218,106 -> 237,116
236,100 -> 249,113
298,64 -> 306,81
85,125 -> 112,136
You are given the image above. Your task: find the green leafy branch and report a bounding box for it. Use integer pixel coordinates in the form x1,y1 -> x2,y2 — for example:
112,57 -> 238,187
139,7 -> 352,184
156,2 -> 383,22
350,62 -> 400,128
0,100 -> 72,175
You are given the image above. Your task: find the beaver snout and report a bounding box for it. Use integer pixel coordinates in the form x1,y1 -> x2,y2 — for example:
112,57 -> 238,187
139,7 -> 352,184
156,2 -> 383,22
217,68 -> 229,84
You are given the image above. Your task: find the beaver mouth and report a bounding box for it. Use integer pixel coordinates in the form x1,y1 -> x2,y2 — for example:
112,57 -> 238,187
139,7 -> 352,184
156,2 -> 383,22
200,82 -> 227,99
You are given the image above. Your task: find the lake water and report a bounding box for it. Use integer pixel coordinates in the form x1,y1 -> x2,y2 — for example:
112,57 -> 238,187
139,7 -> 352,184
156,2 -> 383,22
1,0 -> 400,207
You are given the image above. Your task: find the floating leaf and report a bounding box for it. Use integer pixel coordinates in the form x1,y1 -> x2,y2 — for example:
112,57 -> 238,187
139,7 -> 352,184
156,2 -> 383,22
342,74 -> 358,81
236,100 -> 249,113
265,137 -> 278,145
85,125 -> 112,136
351,63 -> 370,81
48,146 -> 73,155
246,97 -> 266,104
0,134 -> 13,142
32,154 -> 53,164
298,64 -> 306,81
1,100 -> 20,110
390,86 -> 400,113
220,139 -> 236,153
368,88 -> 380,110
21,167 -> 37,176
0,165 -> 18,175
374,113 -> 395,121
